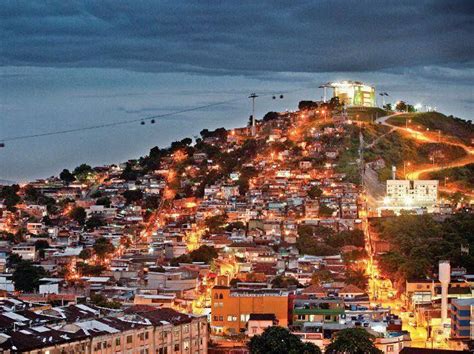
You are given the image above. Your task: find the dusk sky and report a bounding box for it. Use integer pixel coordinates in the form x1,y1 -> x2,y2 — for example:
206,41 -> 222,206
1,0 -> 473,181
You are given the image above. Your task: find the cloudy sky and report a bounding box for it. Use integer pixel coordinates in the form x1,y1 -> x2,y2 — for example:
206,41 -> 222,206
1,0 -> 473,181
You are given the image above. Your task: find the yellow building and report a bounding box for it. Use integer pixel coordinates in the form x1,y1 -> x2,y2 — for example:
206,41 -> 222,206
321,81 -> 376,107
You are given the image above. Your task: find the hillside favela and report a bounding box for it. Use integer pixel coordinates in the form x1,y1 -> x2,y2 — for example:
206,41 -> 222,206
1,2 -> 473,354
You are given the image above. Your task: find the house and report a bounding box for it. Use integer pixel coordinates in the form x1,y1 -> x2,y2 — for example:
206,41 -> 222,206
246,313 -> 278,337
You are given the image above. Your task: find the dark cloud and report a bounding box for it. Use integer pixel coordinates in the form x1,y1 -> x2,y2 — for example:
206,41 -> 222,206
1,0 -> 472,74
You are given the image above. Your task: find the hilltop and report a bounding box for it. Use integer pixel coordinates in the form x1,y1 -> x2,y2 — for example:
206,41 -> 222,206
386,111 -> 473,145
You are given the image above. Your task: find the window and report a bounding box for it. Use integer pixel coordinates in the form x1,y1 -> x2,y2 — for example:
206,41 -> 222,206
183,340 -> 190,350
145,331 -> 149,340
213,315 -> 218,321
219,294 -> 223,299
116,337 -> 121,346
219,316 -> 223,321
127,335 -> 133,344
183,325 -> 189,333
387,345 -> 394,352
174,343 -> 180,352
240,314 -> 249,322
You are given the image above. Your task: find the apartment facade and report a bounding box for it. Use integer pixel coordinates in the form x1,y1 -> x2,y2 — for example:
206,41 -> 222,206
210,285 -> 289,336
451,298 -> 474,340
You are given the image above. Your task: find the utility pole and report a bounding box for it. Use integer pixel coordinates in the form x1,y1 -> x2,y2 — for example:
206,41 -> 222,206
249,93 -> 258,137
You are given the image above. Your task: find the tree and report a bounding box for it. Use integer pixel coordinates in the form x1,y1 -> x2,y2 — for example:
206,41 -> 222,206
96,197 -> 111,207
383,103 -> 392,111
78,248 -> 92,260
13,260 -> 48,292
225,221 -> 246,232
121,163 -> 139,181
69,206 -> 86,225
144,195 -> 161,210
325,328 -> 382,354
262,111 -> 279,122
248,326 -> 321,354
0,185 -> 20,211
271,275 -> 301,288
59,169 -> 75,184
122,190 -> 143,204
308,186 -> 323,199
7,253 -> 22,268
205,214 -> 227,234
85,215 -> 106,231
34,240 -> 50,259
73,164 -> 94,181
298,101 -> 319,111
90,293 -> 121,309
189,245 -> 218,264
77,262 -> 105,276
345,268 -> 368,291
395,101 -> 407,112
93,237 -> 115,260
311,269 -> 334,286
319,204 -> 335,217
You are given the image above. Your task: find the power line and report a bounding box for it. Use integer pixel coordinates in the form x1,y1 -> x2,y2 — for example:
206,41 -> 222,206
0,84 -> 316,143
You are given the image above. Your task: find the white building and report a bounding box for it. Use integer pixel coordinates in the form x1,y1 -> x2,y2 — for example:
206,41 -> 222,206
386,179 -> 438,206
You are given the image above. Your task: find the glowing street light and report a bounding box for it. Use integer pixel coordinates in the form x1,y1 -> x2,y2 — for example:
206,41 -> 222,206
404,161 -> 411,179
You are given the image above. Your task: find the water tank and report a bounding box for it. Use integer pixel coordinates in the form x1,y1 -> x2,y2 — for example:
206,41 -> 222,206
439,260 -> 451,284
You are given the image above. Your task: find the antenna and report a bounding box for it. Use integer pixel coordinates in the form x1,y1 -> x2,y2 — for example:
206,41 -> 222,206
248,93 -> 258,136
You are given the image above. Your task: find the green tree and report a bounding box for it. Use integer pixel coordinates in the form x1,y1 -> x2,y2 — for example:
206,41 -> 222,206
73,164 -> 94,181
121,163 -> 139,181
189,245 -> 218,264
395,101 -> 407,112
144,195 -> 161,210
122,190 -> 143,204
90,293 -> 121,309
319,204 -> 335,217
345,268 -> 368,291
78,248 -> 92,260
96,197 -> 111,207
59,169 -> 75,184
69,206 -> 86,225
34,239 -> 50,259
325,328 -> 382,354
248,326 -> 321,354
93,237 -> 115,260
311,269 -> 334,286
85,215 -> 106,231
271,275 -> 301,288
308,186 -> 323,199
13,261 -> 48,292
205,214 -> 227,234
0,185 -> 21,211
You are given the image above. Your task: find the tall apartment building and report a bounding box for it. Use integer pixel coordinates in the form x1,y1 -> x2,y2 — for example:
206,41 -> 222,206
451,298 -> 474,340
386,179 -> 438,206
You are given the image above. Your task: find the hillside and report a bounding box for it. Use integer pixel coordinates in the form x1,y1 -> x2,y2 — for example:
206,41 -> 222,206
386,112 -> 474,144
346,107 -> 388,122
361,123 -> 468,181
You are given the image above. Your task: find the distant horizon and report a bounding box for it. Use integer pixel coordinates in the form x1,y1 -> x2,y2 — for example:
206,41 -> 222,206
1,1 -> 472,181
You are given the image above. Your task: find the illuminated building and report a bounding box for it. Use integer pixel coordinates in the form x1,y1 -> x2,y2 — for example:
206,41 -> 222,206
210,277 -> 289,336
320,81 -> 376,107
385,179 -> 438,206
